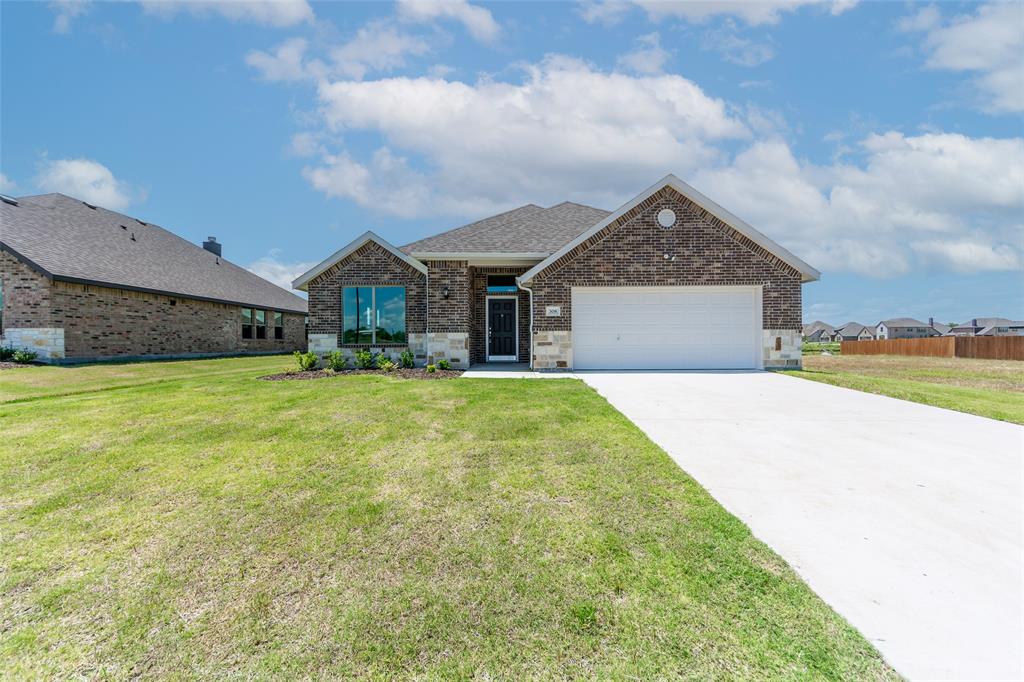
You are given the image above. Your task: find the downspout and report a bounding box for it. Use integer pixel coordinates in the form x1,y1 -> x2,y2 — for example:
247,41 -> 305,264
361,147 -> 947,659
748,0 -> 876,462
516,276 -> 534,370
424,267 -> 430,365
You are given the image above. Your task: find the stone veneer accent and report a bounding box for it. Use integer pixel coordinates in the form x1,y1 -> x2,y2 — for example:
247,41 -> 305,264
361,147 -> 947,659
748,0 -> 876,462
1,250 -> 305,363
306,330 -> 468,368
423,332 -> 469,367
532,330 -> 572,370
763,329 -> 802,369
1,328 -> 65,361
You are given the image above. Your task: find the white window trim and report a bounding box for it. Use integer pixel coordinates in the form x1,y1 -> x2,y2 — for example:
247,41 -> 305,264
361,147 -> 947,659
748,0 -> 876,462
486,295 -> 518,362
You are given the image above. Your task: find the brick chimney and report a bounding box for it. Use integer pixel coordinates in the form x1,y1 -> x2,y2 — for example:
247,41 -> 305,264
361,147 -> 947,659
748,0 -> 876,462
202,236 -> 222,257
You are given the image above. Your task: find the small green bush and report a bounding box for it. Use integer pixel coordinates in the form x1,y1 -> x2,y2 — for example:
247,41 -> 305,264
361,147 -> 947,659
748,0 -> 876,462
325,350 -> 347,371
378,358 -> 397,372
399,350 -> 414,369
426,364 -> 436,374
354,349 -> 377,369
12,349 -> 38,364
293,350 -> 319,371
0,346 -> 15,361
437,359 -> 451,370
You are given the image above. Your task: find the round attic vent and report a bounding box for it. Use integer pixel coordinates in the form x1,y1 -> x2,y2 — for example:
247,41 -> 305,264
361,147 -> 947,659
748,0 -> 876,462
657,208 -> 677,228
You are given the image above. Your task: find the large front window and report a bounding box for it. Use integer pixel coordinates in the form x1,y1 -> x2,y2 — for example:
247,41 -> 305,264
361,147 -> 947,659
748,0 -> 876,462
343,286 -> 406,344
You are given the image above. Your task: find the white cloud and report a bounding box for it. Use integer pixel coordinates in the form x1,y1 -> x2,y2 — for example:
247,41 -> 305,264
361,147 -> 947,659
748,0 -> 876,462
305,55 -> 748,216
701,25 -> 776,66
912,239 -> 1021,273
691,132 -> 1024,275
0,173 -> 16,194
36,158 -> 134,210
246,37 -> 324,82
581,0 -> 857,26
331,21 -> 431,80
247,250 -> 316,292
49,0 -> 91,33
616,32 -> 669,74
139,0 -> 313,27
901,2 -> 1024,113
247,24 -> 431,83
397,0 -> 500,42
286,131 -> 322,157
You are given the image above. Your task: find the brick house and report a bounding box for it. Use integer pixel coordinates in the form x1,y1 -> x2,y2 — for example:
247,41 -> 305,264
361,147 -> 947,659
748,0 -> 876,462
0,193 -> 307,363
875,318 -> 942,340
294,175 -> 819,370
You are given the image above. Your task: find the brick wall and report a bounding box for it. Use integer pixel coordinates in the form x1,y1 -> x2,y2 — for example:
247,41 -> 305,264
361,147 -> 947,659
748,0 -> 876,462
469,266 -> 530,364
50,280 -> 305,360
1,250 -> 54,330
529,187 -> 802,332
424,260 -> 470,333
307,242 -> 426,347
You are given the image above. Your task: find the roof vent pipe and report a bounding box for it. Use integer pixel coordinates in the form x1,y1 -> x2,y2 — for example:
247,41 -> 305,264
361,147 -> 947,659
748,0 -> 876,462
203,236 -> 222,257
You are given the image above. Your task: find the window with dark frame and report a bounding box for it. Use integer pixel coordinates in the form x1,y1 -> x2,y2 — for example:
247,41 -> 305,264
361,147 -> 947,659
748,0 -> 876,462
241,307 -> 253,339
255,309 -> 267,339
342,286 -> 406,344
274,311 -> 284,339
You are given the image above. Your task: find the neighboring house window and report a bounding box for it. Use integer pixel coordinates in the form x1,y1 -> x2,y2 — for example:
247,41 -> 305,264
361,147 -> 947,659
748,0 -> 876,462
255,309 -> 267,339
343,286 -> 406,344
274,312 -> 284,340
242,308 -> 253,339
487,274 -> 517,293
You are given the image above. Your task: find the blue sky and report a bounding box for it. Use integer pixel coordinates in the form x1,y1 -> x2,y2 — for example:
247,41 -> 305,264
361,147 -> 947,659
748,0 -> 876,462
2,0 -> 1021,325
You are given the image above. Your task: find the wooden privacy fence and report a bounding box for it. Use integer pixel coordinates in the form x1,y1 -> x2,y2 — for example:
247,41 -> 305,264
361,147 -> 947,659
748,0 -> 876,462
842,336 -> 1024,361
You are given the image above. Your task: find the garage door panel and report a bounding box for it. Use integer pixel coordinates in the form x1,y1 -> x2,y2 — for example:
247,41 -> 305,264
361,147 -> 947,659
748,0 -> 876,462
572,287 -> 760,370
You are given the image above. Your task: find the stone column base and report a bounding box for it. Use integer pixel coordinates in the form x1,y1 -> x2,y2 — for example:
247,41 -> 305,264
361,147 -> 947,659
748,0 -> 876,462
533,330 -> 571,370
423,332 -> 469,368
763,329 -> 802,369
1,328 -> 65,362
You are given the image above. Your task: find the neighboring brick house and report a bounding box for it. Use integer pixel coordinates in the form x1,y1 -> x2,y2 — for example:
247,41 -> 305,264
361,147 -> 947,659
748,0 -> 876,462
295,175 -> 819,370
875,318 -> 942,340
0,193 -> 307,363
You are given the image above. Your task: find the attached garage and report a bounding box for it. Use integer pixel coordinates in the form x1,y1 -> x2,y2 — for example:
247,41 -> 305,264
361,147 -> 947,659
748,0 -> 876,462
571,286 -> 763,370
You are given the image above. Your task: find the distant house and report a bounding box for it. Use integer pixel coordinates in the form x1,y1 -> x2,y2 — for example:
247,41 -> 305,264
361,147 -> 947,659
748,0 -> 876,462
949,318 -> 1024,337
834,322 -> 874,341
802,321 -> 836,342
928,317 -> 953,336
0,193 -> 308,363
875,318 -> 940,340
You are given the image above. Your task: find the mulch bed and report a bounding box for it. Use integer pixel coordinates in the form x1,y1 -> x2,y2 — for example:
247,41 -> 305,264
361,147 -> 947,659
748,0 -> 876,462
259,368 -> 464,381
0,362 -> 30,370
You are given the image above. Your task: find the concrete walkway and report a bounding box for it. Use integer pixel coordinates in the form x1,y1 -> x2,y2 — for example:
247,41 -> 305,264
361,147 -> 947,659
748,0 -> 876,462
576,371 -> 1023,681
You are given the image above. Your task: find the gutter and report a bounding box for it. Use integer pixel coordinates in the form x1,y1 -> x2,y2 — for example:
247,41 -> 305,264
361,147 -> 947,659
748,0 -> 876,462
516,276 -> 534,370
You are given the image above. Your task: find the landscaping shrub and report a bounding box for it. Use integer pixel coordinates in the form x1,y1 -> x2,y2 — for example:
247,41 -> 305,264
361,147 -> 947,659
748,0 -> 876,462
437,359 -> 452,370
400,350 -> 414,369
354,349 -> 377,369
0,346 -> 15,361
325,350 -> 347,371
426,364 -> 436,374
378,358 -> 397,372
12,349 -> 38,364
293,350 -> 319,371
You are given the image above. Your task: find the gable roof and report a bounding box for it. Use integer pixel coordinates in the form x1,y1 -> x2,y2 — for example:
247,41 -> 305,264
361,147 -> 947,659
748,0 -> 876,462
520,174 -> 820,284
1,193 -> 307,313
802,321 -> 836,336
291,231 -> 427,291
836,322 -> 871,337
931,322 -> 952,335
400,201 -> 610,256
879,318 -> 929,327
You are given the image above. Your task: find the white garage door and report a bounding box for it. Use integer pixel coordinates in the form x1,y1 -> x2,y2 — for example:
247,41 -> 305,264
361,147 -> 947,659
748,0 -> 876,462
572,286 -> 762,370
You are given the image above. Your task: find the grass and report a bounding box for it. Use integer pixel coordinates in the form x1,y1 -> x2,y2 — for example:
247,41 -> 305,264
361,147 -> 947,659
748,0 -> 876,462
792,354 -> 1024,424
0,357 -> 896,679
802,342 -> 841,355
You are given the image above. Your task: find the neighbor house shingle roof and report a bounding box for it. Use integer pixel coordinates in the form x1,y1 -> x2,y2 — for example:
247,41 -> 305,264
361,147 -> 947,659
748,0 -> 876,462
802,321 -> 835,336
1,193 -> 307,314
400,201 -> 611,255
880,318 -> 928,327
836,322 -> 870,337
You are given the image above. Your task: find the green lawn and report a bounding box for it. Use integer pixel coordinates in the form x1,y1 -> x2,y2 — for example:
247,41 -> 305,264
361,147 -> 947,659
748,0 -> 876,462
801,341 -> 841,355
0,357 -> 895,679
793,354 -> 1024,424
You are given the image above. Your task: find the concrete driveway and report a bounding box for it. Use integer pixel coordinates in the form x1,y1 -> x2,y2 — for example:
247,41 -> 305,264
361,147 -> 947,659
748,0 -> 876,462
579,371 -> 1023,681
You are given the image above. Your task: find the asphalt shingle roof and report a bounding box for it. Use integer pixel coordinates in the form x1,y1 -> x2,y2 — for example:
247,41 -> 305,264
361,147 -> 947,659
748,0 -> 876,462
400,201 -> 611,255
1,193 -> 307,314
880,318 -> 929,327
